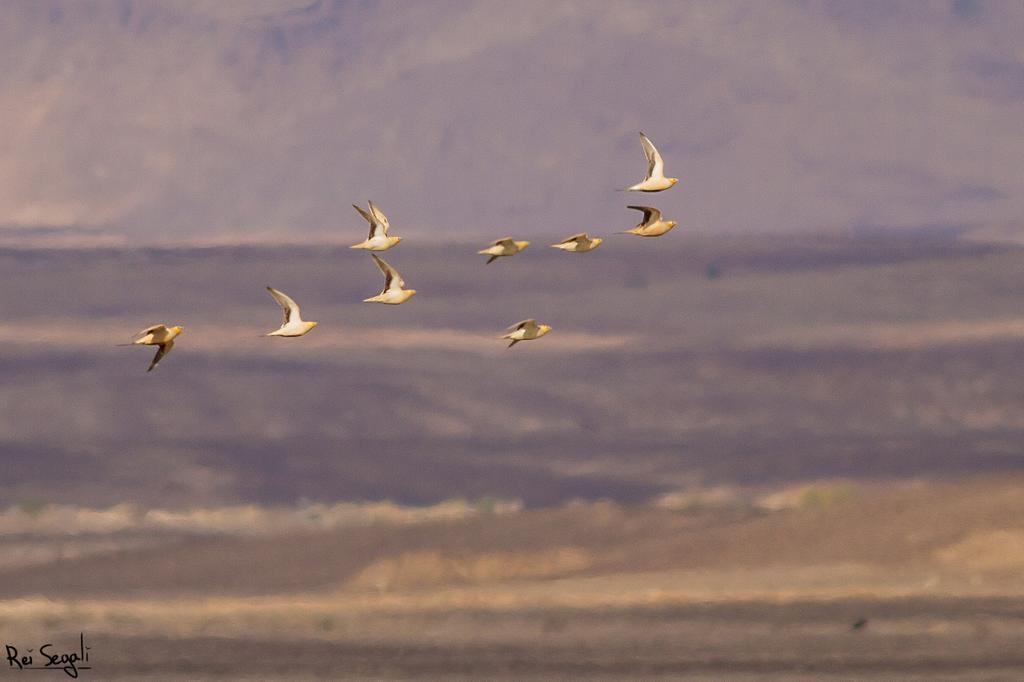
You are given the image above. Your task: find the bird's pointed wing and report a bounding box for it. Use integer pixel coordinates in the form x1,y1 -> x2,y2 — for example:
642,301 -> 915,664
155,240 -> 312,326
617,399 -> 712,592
492,237 -> 515,248
148,340 -> 173,372
562,233 -> 588,244
628,205 -> 660,227
507,319 -> 537,332
266,286 -> 301,325
353,203 -> 381,240
371,253 -> 404,292
134,324 -> 168,339
368,201 -> 390,235
639,132 -> 665,180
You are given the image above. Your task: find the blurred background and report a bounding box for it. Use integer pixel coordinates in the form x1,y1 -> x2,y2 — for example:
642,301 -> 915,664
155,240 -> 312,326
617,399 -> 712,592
2,1 -> 1024,679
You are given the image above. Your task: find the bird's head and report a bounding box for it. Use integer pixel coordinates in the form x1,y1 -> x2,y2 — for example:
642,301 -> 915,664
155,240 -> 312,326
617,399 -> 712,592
392,236 -> 403,244
309,321 -> 319,328
669,178 -> 680,186
591,237 -> 603,247
173,326 -> 184,334
515,240 -> 530,250
539,324 -> 552,335
406,289 -> 418,298
667,221 -> 678,229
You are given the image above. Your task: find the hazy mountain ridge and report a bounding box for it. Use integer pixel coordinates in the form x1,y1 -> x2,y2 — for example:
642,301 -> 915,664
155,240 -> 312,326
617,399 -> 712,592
1,0 -> 1022,240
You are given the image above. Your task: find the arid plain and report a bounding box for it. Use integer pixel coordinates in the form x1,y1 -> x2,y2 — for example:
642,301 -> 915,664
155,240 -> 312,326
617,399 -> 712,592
3,229 -> 1024,679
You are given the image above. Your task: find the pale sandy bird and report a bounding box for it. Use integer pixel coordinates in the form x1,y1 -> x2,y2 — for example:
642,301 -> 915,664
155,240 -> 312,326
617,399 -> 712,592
349,201 -> 401,251
624,132 -> 678,192
120,324 -> 183,372
620,205 -> 677,237
501,319 -> 552,348
265,286 -> 318,337
479,237 -> 530,264
550,233 -> 603,253
364,253 -> 417,304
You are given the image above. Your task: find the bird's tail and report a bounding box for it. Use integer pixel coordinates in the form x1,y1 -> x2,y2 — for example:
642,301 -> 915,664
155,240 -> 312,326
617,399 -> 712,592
115,343 -> 135,347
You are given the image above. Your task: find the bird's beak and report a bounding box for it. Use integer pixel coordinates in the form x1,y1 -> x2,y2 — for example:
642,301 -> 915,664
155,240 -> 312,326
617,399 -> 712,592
394,237 -> 402,243
671,178 -> 679,185
174,326 -> 184,333
541,325 -> 552,333
408,289 -> 418,297
517,241 -> 530,250
593,238 -> 603,245
669,221 -> 678,227
311,321 -> 318,327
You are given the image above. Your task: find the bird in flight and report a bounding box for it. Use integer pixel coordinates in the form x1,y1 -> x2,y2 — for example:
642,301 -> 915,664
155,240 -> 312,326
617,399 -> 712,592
550,233 -> 603,253
363,253 -> 417,304
620,205 -> 677,237
349,201 -> 401,251
478,237 -> 530,264
501,319 -> 551,348
624,132 -> 678,192
122,324 -> 184,372
265,286 -> 318,336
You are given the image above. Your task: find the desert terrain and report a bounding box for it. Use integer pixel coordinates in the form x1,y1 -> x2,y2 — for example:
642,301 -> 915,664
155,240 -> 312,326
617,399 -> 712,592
3,231 -> 1024,678
5,477 -> 1024,679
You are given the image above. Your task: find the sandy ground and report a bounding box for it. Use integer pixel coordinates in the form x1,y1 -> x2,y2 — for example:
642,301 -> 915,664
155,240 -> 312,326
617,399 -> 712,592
4,478 -> 1024,679
11,598 -> 1024,681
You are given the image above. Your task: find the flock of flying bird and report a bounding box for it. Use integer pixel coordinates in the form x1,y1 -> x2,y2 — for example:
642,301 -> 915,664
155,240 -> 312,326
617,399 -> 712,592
127,132 -> 681,371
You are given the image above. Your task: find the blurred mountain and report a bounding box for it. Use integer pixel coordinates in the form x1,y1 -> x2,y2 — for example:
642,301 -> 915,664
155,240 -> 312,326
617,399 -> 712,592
0,0 -> 1022,240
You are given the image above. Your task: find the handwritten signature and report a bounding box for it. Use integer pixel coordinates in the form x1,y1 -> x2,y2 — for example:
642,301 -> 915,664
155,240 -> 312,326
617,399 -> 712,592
5,633 -> 90,679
